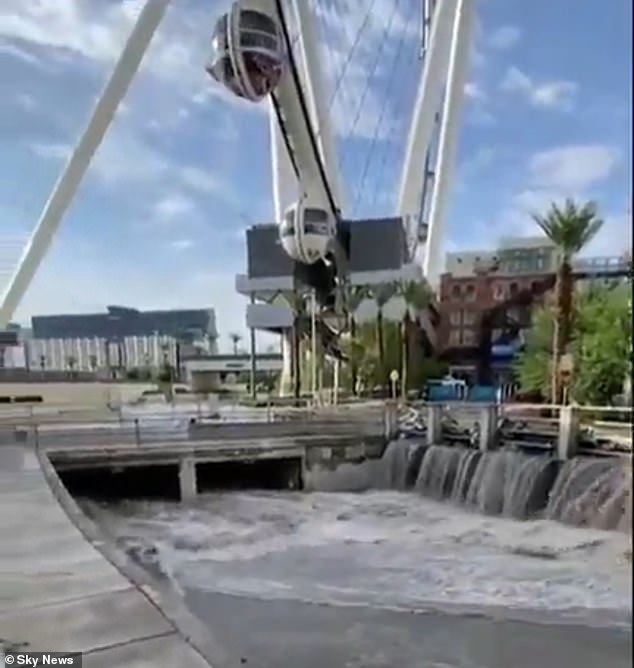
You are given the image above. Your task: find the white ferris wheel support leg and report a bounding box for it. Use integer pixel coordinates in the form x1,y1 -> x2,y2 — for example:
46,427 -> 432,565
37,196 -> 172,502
269,103 -> 298,398
423,0 -> 474,288
291,0 -> 346,209
0,0 -> 170,328
269,96 -> 298,398
397,0 -> 457,242
269,102 -> 298,221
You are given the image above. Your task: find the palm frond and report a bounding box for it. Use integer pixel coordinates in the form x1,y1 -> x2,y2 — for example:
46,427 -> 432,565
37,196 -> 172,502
530,198 -> 603,259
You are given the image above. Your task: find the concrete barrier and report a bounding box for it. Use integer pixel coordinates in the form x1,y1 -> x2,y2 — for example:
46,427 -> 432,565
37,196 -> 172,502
188,417 -> 385,442
33,446 -> 237,667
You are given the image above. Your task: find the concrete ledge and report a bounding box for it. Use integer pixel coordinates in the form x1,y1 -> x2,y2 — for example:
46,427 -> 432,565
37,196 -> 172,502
36,446 -> 237,668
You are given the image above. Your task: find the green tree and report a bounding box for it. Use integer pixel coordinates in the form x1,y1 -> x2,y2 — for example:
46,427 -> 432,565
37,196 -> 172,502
229,332 -> 242,355
516,284 -> 630,405
347,286 -> 368,394
531,199 -> 603,403
370,283 -> 397,391
572,284 -> 631,404
397,279 -> 432,397
515,306 -> 553,399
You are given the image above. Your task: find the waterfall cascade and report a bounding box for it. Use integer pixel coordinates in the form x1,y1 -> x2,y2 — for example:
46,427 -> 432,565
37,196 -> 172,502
311,440 -> 631,531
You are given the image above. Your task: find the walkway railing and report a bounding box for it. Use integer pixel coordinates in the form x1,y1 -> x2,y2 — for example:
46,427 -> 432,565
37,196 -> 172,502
0,402 -> 390,450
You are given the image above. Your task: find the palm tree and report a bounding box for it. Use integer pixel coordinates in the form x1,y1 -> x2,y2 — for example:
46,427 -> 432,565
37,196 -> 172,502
229,332 -> 242,356
531,199 -> 603,404
347,286 -> 368,394
371,283 -> 397,392
397,280 -> 432,398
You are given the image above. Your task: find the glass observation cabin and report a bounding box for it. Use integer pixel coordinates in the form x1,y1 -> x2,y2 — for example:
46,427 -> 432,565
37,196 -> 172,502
206,7 -> 285,102
279,205 -> 332,264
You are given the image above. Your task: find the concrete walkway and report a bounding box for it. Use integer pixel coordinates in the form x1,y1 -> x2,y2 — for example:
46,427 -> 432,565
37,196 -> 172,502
0,443 -> 229,667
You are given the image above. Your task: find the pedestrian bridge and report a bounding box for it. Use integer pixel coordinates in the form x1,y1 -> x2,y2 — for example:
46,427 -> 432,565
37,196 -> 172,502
572,255 -> 630,278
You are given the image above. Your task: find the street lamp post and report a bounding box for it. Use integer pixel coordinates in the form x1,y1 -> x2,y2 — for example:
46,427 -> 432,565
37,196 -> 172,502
310,290 -> 317,403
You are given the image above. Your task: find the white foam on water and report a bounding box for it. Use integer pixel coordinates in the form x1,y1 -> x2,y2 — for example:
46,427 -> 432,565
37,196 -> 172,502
86,490 -> 632,617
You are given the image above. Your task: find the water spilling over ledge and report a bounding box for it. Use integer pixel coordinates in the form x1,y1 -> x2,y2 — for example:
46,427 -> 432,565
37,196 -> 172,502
307,440 -> 631,531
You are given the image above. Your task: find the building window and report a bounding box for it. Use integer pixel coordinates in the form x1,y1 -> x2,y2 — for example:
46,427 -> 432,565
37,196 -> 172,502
462,329 -> 475,345
451,284 -> 462,300
449,329 -> 462,346
463,310 -> 476,326
507,307 -> 520,322
509,282 -> 519,296
449,310 -> 462,326
465,284 -> 476,301
493,283 -> 506,301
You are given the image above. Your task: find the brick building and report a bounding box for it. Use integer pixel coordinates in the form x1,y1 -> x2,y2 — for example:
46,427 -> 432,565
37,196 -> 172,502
437,236 -> 558,384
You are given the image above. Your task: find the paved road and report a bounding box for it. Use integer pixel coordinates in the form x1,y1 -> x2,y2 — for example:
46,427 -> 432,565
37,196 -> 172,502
186,590 -> 632,668
0,444 -> 217,667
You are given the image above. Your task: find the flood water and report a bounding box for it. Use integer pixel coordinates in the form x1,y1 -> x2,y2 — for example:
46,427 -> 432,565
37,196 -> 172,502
81,441 -> 632,668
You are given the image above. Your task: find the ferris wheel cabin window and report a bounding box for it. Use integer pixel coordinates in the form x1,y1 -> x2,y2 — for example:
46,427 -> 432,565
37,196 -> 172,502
240,10 -> 278,35
303,208 -> 330,235
240,31 -> 279,52
304,208 -> 328,223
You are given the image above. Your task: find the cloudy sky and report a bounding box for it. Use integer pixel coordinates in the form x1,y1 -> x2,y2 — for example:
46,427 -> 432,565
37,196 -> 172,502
0,0 -> 631,349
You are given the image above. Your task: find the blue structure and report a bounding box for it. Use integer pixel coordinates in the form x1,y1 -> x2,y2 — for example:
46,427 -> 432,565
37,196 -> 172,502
467,384 -> 498,402
490,343 -> 518,360
426,376 -> 500,403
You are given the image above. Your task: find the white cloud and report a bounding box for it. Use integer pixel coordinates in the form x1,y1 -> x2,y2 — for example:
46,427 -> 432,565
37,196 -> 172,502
170,238 -> 194,250
584,210 -> 632,257
463,80 -> 495,125
29,142 -> 71,160
0,0 -> 258,116
0,42 -> 51,69
501,66 -> 578,111
491,144 -> 625,251
528,144 -> 620,190
28,130 -> 171,188
530,81 -> 578,110
488,25 -> 521,50
180,167 -> 223,195
15,92 -> 37,111
152,193 -> 197,224
464,82 -> 486,100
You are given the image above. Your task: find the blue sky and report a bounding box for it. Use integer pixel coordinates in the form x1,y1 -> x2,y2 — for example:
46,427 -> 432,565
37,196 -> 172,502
0,0 -> 631,349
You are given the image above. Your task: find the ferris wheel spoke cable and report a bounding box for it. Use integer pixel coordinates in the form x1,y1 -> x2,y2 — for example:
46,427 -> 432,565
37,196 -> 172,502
312,0 -> 380,131
361,34 -> 420,215
273,0 -> 339,219
335,0 -> 403,193
343,0 -> 403,140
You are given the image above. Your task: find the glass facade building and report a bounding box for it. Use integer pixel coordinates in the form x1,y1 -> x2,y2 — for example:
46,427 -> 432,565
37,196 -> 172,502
31,305 -> 216,340
11,306 -> 218,372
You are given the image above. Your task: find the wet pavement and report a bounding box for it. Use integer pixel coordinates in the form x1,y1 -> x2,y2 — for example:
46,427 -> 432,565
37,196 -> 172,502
186,590 -> 632,668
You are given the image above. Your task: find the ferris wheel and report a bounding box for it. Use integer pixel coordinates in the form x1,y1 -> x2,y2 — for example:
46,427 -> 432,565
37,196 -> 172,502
0,0 -> 474,330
